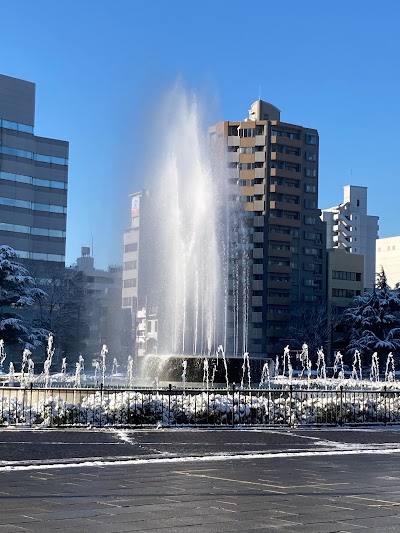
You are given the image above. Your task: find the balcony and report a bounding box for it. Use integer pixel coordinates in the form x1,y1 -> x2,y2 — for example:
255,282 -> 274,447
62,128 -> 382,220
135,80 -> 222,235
253,216 -> 264,228
227,136 -> 239,147
270,168 -> 302,179
255,135 -> 266,145
268,232 -> 292,242
268,248 -> 291,258
254,184 -> 264,195
252,280 -> 263,291
253,248 -> 263,259
268,216 -> 301,227
267,280 -> 291,290
255,168 -> 265,179
253,263 -> 263,275
252,296 -> 263,307
253,200 -> 265,212
269,184 -> 300,195
239,153 -> 254,164
333,224 -> 352,237
252,312 -> 263,323
253,232 -> 264,244
270,152 -> 301,164
269,200 -> 301,212
267,265 -> 292,274
270,135 -> 302,147
266,312 -> 289,322
267,296 -> 291,306
255,151 -> 266,163
227,152 -> 239,163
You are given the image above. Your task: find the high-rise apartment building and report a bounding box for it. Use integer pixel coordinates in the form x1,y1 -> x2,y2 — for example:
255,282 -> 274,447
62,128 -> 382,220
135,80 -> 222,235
321,185 -> 379,289
0,74 -> 68,265
210,99 -> 326,357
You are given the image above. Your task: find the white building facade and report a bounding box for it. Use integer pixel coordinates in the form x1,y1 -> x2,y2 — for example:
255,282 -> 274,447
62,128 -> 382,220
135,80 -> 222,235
376,236 -> 400,289
321,185 -> 379,290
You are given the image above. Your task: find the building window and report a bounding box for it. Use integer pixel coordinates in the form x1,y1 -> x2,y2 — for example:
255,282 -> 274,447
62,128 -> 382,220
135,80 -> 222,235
304,199 -> 316,209
304,216 -> 316,225
124,242 -> 138,253
332,288 -> 356,298
305,152 -> 317,161
271,129 -> 300,140
305,133 -> 317,144
332,270 -> 362,282
305,168 -> 317,178
123,278 -> 136,288
228,125 -> 238,136
304,248 -> 320,258
122,297 -> 132,307
304,184 -> 316,193
123,260 -> 137,270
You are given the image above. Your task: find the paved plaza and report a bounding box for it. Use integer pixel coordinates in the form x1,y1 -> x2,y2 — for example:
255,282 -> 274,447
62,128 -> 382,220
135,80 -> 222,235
1,428 -> 400,531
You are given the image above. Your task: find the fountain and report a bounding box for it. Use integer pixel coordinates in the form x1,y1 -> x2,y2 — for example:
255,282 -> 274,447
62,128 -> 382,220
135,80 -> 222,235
8,362 -> 15,386
130,86 -> 253,387
316,347 -> 326,380
385,352 -> 395,382
370,352 -> 380,382
0,340 -> 6,371
240,352 -> 251,389
351,350 -> 362,381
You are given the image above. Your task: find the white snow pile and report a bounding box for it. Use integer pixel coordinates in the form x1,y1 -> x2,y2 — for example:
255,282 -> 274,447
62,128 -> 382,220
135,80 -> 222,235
1,388 -> 400,427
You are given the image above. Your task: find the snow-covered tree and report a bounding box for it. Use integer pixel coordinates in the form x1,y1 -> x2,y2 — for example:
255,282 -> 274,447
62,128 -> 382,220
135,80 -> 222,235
283,301 -> 331,358
29,263 -> 89,360
0,245 -> 48,349
340,268 -> 400,364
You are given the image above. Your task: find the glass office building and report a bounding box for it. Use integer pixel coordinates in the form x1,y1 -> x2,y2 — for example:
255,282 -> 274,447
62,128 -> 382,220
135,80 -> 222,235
0,73 -> 68,265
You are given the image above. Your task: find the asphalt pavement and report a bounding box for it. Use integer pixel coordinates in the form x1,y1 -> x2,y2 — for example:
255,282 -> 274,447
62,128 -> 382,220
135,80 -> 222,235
0,428 -> 400,531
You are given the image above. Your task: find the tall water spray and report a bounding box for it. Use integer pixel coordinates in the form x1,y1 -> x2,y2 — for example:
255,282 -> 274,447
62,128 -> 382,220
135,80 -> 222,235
142,86 -> 250,360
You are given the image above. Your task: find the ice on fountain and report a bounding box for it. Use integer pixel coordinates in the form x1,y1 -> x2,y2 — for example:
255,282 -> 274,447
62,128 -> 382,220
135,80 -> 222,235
0,340 -> 6,370
370,352 -> 380,382
202,358 -> 209,390
385,352 -> 395,382
351,350 -> 362,381
100,344 -> 108,386
240,352 -> 251,389
8,362 -> 15,386
316,347 -> 326,380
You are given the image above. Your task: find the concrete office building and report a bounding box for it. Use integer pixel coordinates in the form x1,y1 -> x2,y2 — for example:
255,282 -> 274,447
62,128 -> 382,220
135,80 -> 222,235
122,190 -> 155,356
210,99 -> 326,357
376,236 -> 400,289
322,186 -> 379,290
326,248 -> 364,360
0,74 -> 68,265
75,247 -> 123,362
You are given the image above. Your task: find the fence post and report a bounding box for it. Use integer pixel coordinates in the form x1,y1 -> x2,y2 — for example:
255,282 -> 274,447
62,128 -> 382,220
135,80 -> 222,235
384,386 -> 387,426
99,383 -> 103,428
29,382 -> 33,428
168,384 -> 172,427
232,383 -> 235,428
340,386 -> 343,427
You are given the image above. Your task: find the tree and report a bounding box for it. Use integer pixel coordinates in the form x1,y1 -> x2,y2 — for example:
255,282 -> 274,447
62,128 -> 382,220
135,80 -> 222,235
340,268 -> 400,364
283,301 -> 331,359
29,263 -> 89,363
0,245 -> 48,349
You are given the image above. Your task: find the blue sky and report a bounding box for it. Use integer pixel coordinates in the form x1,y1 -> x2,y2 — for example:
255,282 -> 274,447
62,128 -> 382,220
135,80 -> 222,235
1,0 -> 399,268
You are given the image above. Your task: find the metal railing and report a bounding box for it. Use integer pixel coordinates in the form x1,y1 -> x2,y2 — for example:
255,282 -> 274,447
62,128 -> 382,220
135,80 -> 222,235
0,384 -> 399,428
